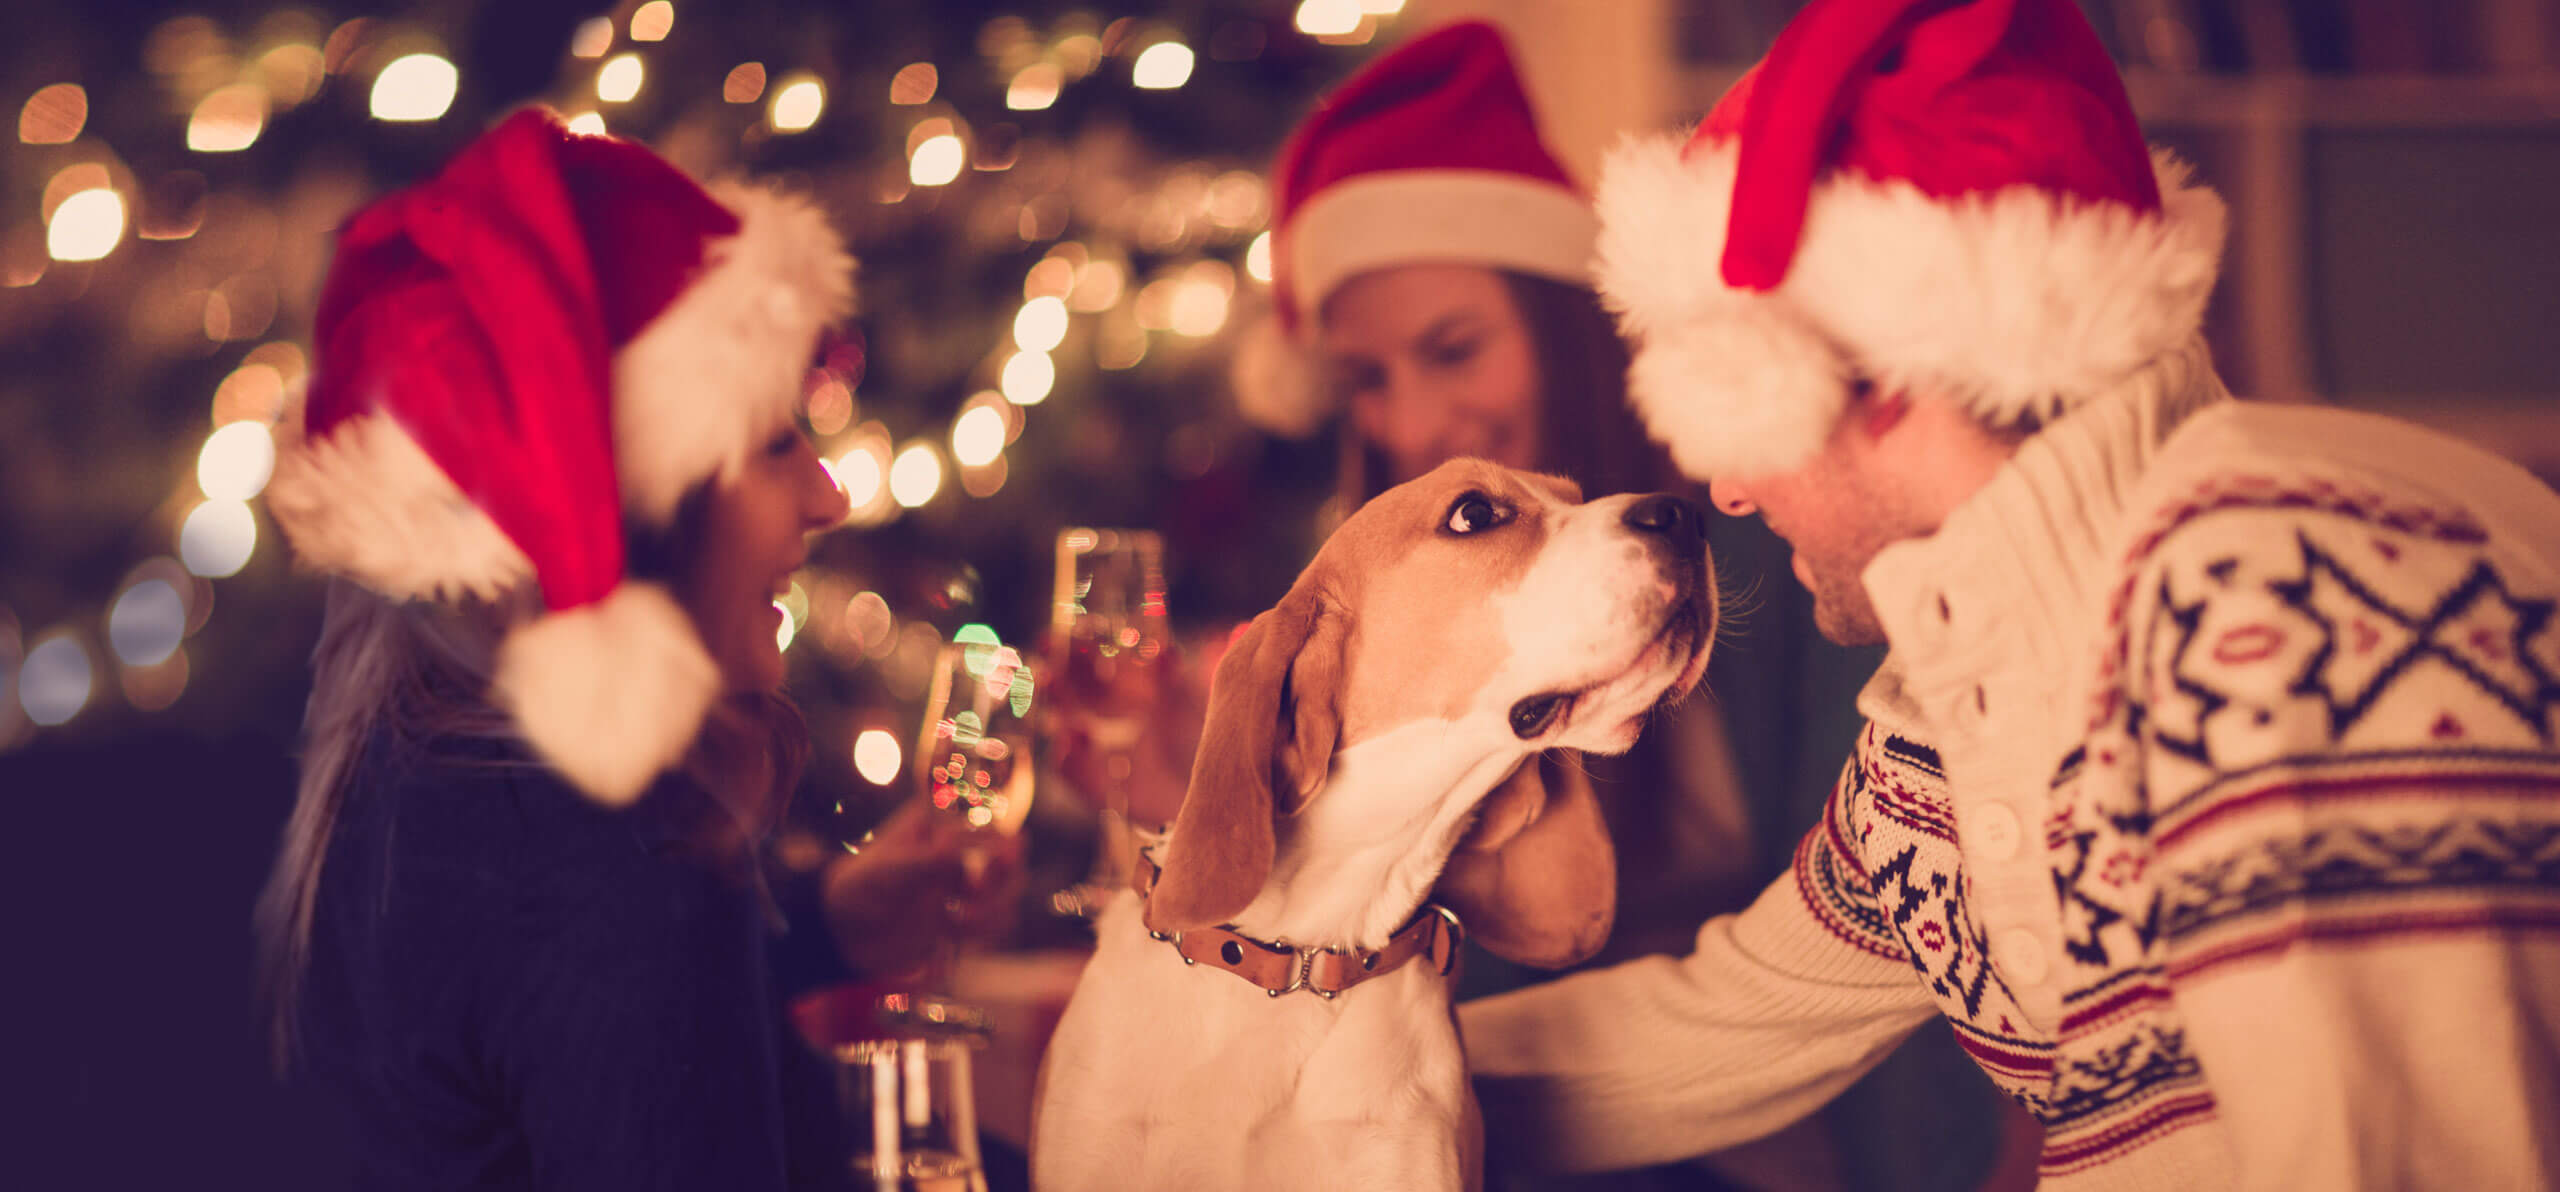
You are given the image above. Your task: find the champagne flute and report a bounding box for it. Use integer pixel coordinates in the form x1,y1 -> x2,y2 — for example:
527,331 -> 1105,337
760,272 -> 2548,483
914,637 -> 1036,990
1048,528 -> 1169,913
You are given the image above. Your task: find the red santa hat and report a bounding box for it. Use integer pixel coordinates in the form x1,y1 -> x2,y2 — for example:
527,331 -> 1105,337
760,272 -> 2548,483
267,107 -> 853,804
1598,0 -> 2226,478
1234,20 -> 1598,437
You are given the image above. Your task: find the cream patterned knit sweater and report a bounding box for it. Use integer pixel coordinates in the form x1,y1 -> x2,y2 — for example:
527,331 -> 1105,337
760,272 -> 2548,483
1460,343 -> 2560,1189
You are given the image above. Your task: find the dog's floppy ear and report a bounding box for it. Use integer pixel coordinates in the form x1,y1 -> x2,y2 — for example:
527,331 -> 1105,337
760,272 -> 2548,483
1435,753 -> 1615,968
1144,587 -> 1345,933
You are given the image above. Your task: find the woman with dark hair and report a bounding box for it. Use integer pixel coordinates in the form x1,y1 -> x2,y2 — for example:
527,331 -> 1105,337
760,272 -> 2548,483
253,110 -> 1010,1190
1253,23 -> 1766,971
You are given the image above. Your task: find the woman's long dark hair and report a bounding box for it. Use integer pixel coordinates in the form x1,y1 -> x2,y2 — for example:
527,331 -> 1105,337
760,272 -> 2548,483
1347,271 -> 1684,505
256,482 -> 806,1070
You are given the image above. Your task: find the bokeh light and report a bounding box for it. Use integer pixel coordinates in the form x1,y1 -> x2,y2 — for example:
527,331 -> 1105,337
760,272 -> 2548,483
597,54 -> 644,103
1007,63 -> 1061,111
371,53 -> 458,122
197,421 -> 275,501
1068,258 -> 1126,312
1013,295 -> 1068,352
770,77 -> 824,131
723,62 -> 766,103
179,500 -> 257,577
852,729 -> 902,786
774,599 -> 797,651
832,427 -> 895,525
1245,231 -> 1273,283
951,405 -> 1007,467
890,442 -> 944,508
19,83 -> 86,144
1295,0 -> 1361,36
108,579 -> 186,667
630,1 -> 674,41
1132,42 -> 1195,89
910,133 -> 964,187
570,16 -> 613,58
566,111 -> 607,136
1363,0 -> 1408,12
1171,261 -> 1237,336
1000,350 -> 1054,405
121,648 -> 189,712
20,631 -> 92,727
47,188 -> 123,262
890,62 -> 938,105
186,84 -> 266,152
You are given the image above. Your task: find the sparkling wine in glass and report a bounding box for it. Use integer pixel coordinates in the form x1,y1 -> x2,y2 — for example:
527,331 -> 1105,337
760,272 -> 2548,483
1049,528 -> 1168,910
914,638 -> 1035,984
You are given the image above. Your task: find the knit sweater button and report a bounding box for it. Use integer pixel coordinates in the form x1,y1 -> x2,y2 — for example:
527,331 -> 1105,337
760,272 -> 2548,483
1971,805 -> 2021,859
1997,929 -> 2047,984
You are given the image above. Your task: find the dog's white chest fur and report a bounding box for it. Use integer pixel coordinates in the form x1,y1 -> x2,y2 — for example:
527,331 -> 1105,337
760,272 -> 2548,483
1033,890 -> 1474,1192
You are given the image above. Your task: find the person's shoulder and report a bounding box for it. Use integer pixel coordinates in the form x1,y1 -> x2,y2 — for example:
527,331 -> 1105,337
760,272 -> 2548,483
2127,401 -> 2560,569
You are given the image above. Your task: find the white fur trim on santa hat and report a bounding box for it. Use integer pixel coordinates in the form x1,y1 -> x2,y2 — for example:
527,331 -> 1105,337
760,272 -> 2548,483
266,402 -> 535,602
614,181 -> 855,523
1596,132 -> 2226,478
493,579 -> 719,805
1287,169 -> 1597,329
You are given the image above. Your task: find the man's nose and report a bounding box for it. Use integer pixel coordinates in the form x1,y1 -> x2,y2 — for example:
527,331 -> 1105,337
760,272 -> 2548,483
1708,477 -> 1756,517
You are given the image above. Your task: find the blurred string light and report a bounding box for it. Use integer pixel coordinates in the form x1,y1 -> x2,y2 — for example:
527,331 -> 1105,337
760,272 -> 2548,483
770,76 -> 823,132
1245,231 -> 1273,283
258,44 -> 327,107
197,422 -> 275,501
566,111 -> 607,136
889,442 -> 944,508
108,580 -> 186,667
1069,257 -> 1125,312
629,1 -> 674,42
179,500 -> 257,578
908,118 -> 964,186
1295,0 -> 1362,36
951,404 -> 1007,467
890,62 -> 938,105
47,188 -> 123,262
1132,41 -> 1194,89
570,17 -> 613,58
852,728 -> 901,786
597,54 -> 644,103
723,63 -> 766,103
19,83 -> 86,144
371,53 -> 458,122
1000,350 -> 1054,405
1012,295 -> 1067,353
1006,62 -> 1061,110
1171,260 -> 1235,336
20,631 -> 93,728
1363,0 -> 1409,12
187,83 -> 267,152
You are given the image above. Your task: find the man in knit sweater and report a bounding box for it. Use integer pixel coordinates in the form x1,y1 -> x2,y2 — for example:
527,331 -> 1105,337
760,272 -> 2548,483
1456,1 -> 2560,1188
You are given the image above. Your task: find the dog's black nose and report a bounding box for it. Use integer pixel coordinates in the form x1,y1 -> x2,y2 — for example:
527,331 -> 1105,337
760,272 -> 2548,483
1623,494 -> 1706,544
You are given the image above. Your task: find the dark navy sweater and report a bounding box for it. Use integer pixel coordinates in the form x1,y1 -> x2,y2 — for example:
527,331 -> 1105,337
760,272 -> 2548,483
300,734 -> 845,1190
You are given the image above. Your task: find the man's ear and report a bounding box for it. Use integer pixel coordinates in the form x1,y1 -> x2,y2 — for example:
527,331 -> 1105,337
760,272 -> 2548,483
1434,753 -> 1615,968
1144,587 -> 1346,933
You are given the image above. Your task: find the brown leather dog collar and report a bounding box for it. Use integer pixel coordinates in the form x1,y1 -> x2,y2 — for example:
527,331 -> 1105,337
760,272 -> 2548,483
1133,853 -> 1464,999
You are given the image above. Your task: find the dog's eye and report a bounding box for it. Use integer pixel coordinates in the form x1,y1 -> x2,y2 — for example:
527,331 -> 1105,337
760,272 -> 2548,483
1444,492 -> 1509,535
1509,693 -> 1570,739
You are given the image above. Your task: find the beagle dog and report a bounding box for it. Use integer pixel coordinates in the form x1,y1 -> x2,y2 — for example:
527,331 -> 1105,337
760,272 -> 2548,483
1031,458 -> 1716,1192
